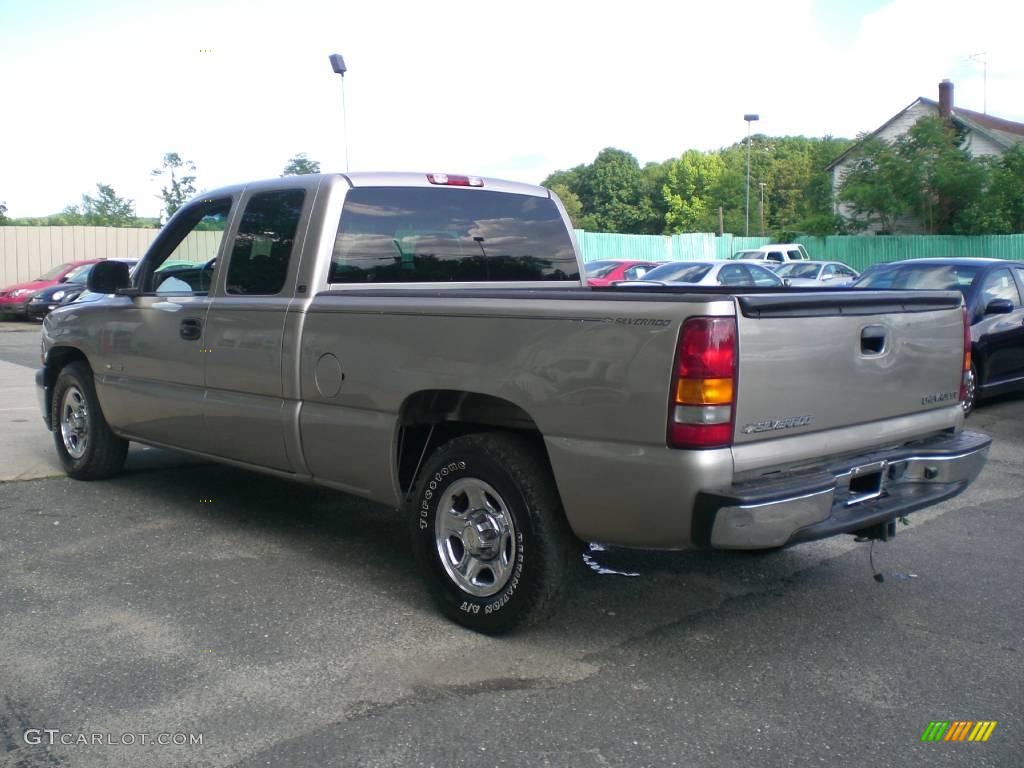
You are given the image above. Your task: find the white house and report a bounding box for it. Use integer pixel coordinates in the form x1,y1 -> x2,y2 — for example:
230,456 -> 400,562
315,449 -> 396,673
828,80 -> 1024,234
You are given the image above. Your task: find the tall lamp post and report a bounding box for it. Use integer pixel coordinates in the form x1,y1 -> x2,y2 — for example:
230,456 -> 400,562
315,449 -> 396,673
329,53 -> 350,171
759,182 -> 766,236
743,113 -> 759,236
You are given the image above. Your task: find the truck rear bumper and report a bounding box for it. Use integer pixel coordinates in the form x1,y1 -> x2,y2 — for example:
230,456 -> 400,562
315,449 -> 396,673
694,430 -> 991,549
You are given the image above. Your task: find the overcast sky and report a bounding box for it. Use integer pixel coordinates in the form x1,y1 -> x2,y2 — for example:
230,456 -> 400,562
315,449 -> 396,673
2,0 -> 1022,218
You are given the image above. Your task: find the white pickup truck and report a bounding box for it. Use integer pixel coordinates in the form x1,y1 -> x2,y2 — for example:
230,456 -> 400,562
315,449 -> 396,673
37,172 -> 990,632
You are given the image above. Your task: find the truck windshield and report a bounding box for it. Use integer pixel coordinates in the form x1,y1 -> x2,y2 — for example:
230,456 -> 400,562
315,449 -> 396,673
330,187 -> 579,283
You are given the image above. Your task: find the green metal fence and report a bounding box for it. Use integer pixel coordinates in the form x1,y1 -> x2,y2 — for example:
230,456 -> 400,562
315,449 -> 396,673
575,230 -> 1024,270
793,235 -> 1024,271
575,231 -> 772,263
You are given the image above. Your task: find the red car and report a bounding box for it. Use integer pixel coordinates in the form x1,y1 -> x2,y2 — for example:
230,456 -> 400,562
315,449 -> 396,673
585,259 -> 665,287
0,260 -> 101,319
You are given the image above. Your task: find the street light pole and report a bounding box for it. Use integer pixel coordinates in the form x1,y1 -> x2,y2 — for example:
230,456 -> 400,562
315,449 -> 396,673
743,113 -> 759,237
329,53 -> 350,172
759,182 -> 766,236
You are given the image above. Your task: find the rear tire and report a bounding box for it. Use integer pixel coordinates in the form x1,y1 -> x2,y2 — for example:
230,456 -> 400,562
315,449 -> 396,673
51,361 -> 128,480
409,432 -> 578,634
963,362 -> 978,416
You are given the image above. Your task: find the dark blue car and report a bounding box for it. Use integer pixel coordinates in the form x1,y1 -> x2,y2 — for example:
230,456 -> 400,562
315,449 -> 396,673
853,257 -> 1024,414
26,259 -> 138,320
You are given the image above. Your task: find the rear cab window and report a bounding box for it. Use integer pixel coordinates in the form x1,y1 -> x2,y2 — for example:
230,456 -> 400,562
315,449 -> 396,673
329,187 -> 579,283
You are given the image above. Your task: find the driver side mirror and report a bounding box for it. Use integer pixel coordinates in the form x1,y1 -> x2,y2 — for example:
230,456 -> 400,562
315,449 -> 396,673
86,260 -> 131,295
984,298 -> 1014,316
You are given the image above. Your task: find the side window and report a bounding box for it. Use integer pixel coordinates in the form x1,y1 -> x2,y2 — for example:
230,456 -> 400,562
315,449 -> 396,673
767,251 -> 784,262
224,190 -> 305,296
624,265 -> 652,280
750,265 -> 781,287
837,266 -> 856,278
718,264 -> 752,286
979,268 -> 1022,308
787,250 -> 803,261
822,265 -> 836,278
330,187 -> 579,283
145,201 -> 231,295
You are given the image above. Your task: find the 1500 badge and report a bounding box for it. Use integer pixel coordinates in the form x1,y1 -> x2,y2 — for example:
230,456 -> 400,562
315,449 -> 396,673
741,415 -> 812,434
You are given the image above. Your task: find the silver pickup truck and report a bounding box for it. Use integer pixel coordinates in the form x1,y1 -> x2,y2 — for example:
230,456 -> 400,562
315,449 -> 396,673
36,172 -> 991,632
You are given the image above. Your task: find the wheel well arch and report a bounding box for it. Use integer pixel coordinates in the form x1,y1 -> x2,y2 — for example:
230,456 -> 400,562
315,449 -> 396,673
45,346 -> 90,383
42,347 -> 91,425
395,389 -> 548,494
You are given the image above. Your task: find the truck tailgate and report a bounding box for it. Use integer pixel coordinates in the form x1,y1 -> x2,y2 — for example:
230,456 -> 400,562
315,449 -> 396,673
732,291 -> 965,444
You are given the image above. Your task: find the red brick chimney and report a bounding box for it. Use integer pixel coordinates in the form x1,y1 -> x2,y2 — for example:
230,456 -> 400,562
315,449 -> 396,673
939,79 -> 953,118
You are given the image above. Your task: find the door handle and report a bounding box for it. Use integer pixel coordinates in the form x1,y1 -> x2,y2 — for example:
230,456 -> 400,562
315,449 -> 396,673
180,318 -> 202,341
860,325 -> 888,356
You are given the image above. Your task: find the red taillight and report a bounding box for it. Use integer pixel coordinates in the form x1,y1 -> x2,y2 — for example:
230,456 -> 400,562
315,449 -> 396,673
668,317 -> 737,449
959,305 -> 972,403
426,173 -> 484,187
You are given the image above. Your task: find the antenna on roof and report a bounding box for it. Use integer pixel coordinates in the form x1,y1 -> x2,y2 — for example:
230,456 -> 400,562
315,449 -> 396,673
967,52 -> 988,114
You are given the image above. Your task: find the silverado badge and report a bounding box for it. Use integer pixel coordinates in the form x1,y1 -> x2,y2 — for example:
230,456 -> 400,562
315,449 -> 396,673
741,415 -> 812,434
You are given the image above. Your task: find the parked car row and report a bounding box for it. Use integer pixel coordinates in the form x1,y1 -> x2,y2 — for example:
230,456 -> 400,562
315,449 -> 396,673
0,258 -> 206,320
585,255 -> 1023,414
0,259 -> 102,318
25,260 -> 138,319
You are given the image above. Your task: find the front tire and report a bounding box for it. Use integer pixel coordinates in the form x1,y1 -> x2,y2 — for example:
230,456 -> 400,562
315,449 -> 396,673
409,432 -> 577,634
51,361 -> 128,480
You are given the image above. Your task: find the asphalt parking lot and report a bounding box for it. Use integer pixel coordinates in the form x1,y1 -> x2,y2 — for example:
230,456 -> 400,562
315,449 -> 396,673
0,325 -> 1021,768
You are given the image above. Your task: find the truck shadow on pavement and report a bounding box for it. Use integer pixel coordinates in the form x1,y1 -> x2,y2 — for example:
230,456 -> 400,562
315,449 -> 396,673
92,455 -> 847,637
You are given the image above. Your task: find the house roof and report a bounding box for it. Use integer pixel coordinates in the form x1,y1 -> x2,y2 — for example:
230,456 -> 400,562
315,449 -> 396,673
825,96 -> 1024,171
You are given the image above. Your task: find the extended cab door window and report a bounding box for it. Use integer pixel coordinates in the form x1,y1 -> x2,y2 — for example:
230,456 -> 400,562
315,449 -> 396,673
201,188 -> 308,472
224,190 -> 306,295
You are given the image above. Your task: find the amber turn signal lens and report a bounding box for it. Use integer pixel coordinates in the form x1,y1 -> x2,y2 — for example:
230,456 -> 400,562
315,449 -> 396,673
676,377 -> 734,405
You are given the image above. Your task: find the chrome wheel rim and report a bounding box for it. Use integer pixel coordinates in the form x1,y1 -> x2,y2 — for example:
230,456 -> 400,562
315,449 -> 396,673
963,367 -> 977,414
435,478 -> 517,598
60,386 -> 89,459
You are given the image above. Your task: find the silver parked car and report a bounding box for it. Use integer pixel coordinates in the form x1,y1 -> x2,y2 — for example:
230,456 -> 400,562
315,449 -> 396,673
774,261 -> 859,286
618,260 -> 784,287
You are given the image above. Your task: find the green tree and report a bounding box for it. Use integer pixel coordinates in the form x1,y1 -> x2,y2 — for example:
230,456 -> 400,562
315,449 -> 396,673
549,183 -> 583,229
838,118 -> 992,235
837,135 -> 912,233
151,152 -> 197,221
983,145 -> 1024,233
664,150 -> 724,232
0,200 -> 7,224
576,148 -> 659,233
61,183 -> 136,226
282,153 -> 321,176
899,117 -> 985,234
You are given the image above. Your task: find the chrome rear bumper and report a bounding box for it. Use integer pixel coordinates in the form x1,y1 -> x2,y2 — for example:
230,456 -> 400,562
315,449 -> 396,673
694,430 -> 991,549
